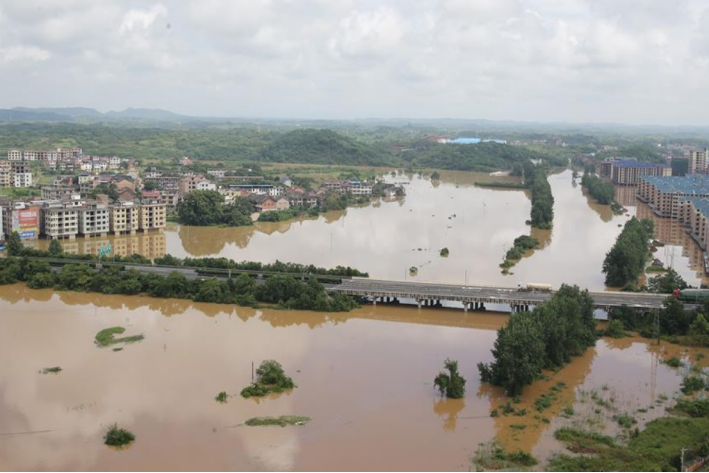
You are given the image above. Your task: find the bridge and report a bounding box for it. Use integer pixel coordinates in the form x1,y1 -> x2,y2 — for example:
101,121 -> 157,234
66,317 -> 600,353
330,278 -> 673,312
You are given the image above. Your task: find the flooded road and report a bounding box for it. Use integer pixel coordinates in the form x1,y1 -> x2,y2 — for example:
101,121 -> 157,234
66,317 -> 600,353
0,285 -> 704,471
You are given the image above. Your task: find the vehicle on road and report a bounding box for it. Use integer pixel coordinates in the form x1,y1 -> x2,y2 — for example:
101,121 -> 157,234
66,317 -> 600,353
673,288 -> 709,303
517,283 -> 553,293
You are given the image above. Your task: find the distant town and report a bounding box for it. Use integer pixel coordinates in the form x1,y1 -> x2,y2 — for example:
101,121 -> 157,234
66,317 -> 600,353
0,147 -> 405,242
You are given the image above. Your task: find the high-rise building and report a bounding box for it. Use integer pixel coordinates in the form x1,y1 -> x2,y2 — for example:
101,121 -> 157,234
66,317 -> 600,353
689,148 -> 709,174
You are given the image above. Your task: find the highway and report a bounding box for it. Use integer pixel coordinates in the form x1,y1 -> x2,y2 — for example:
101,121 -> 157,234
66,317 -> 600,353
331,278 -> 673,310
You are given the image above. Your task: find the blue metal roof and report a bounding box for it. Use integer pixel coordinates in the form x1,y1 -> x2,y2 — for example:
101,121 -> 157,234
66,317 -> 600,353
640,175 -> 709,194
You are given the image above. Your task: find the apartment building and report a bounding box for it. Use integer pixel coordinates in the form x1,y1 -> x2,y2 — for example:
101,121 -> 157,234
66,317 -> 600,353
78,202 -> 110,237
138,201 -> 167,231
110,201 -> 140,235
40,201 -> 79,239
42,185 -> 78,200
690,148 -> 709,174
343,180 -> 373,196
7,150 -> 22,161
637,175 -> 709,219
598,158 -> 671,185
13,162 -> 33,186
228,184 -> 283,197
0,161 -> 10,187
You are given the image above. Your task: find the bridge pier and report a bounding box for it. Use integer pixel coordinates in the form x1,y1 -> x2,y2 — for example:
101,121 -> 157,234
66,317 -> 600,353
417,299 -> 422,309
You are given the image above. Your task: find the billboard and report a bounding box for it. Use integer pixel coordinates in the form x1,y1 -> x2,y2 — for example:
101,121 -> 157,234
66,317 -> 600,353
11,207 -> 40,239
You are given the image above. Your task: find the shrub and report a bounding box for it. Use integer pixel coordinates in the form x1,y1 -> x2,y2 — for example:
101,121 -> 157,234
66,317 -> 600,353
104,424 -> 135,447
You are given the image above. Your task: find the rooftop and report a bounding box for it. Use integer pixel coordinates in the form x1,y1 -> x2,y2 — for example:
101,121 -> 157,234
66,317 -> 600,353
640,175 -> 709,194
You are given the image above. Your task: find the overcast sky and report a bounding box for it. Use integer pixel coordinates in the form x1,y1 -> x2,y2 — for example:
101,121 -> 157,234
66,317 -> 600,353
1,0 -> 708,125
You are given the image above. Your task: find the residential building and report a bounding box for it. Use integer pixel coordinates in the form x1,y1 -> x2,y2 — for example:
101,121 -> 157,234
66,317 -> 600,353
179,157 -> 193,166
671,158 -> 690,177
344,180 -> 373,195
7,150 -> 22,161
227,184 -> 283,197
637,175 -> 709,219
598,158 -> 670,185
40,201 -> 79,239
690,148 -> 709,174
138,201 -> 167,231
0,161 -> 11,187
207,169 -> 226,179
11,162 -> 32,188
247,194 -> 279,212
196,178 -> 217,191
144,175 -> 180,191
42,185 -> 78,201
78,201 -> 110,237
110,201 -> 140,235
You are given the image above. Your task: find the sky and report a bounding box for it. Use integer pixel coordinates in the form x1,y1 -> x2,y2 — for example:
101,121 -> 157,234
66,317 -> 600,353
1,0 -> 709,125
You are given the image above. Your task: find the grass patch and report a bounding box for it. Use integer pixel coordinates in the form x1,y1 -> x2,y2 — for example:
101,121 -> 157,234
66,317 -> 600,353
40,367 -> 62,374
681,375 -> 706,395
104,424 -> 135,448
244,416 -> 311,427
550,418 -> 709,471
663,357 -> 683,368
95,327 -> 144,348
535,382 -> 566,412
510,423 -> 527,431
474,442 -> 538,471
673,398 -> 709,418
614,413 -> 637,429
554,428 -> 616,454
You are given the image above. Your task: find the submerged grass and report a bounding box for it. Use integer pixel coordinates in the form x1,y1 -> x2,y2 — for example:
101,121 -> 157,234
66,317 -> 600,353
244,416 -> 311,427
95,327 -> 144,348
550,418 -> 709,471
474,441 -> 538,471
40,366 -> 62,374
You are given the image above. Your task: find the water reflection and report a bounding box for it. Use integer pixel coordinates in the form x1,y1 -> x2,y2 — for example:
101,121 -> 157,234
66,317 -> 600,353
34,231 -> 167,260
432,398 -> 466,432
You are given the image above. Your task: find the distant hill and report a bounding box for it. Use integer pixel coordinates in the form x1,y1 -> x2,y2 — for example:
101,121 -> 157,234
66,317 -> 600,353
409,141 -> 563,172
105,107 -> 192,121
261,129 -> 396,166
0,107 -> 197,124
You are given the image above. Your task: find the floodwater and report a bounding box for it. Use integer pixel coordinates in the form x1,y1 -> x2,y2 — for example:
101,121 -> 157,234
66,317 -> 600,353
10,169 -> 709,470
34,169 -> 709,290
0,285 -> 705,471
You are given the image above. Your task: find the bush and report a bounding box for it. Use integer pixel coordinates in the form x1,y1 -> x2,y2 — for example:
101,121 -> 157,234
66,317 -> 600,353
604,319 -> 627,338
104,424 -> 135,447
241,360 -> 296,398
433,359 -> 466,399
681,375 -> 706,395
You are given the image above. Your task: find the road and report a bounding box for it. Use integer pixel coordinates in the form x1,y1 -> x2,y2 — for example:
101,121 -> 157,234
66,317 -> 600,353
331,278 -> 673,310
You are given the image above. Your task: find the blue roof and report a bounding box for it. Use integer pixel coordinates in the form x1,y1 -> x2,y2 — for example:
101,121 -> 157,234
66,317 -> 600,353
448,138 -> 481,144
640,175 -> 709,194
615,160 -> 668,169
680,197 -> 709,220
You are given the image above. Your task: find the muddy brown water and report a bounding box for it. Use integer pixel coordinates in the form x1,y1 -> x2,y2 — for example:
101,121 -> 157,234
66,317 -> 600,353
11,169 -> 709,470
1,284 -> 708,471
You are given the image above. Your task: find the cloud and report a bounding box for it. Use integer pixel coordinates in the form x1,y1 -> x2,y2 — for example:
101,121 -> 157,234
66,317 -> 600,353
0,45 -> 51,64
0,0 -> 708,124
119,4 -> 167,34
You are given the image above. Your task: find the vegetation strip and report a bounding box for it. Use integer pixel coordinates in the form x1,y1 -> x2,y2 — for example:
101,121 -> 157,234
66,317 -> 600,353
602,217 -> 653,288
94,327 -> 144,348
241,360 -> 296,398
244,416 -> 311,427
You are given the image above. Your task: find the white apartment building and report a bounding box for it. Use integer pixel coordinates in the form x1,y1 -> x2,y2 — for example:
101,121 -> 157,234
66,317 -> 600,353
41,202 -> 79,239
7,150 -> 22,161
110,201 -> 140,235
78,202 -> 110,237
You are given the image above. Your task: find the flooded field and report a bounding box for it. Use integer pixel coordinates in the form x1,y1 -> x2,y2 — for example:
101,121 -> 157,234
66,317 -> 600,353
0,285 -> 705,471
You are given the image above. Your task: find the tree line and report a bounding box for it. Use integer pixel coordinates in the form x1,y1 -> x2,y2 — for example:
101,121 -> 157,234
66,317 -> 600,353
5,231 -> 368,278
581,169 -> 615,205
524,162 -> 554,229
0,257 -> 359,312
602,217 -> 654,287
478,285 -> 597,395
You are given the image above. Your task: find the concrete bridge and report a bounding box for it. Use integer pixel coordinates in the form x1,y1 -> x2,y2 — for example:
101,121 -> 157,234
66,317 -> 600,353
330,278 -> 673,312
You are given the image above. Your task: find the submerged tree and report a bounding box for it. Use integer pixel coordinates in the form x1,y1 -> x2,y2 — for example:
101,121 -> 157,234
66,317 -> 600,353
434,359 -> 467,399
241,360 -> 296,398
